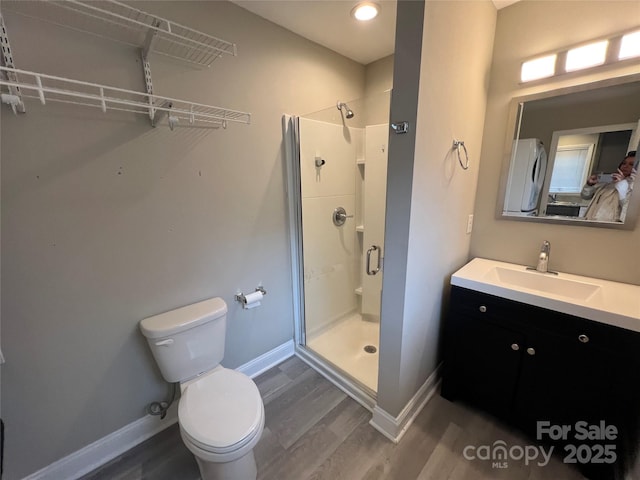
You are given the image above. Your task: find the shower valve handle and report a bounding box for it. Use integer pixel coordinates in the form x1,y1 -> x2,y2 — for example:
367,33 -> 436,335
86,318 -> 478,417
333,207 -> 353,226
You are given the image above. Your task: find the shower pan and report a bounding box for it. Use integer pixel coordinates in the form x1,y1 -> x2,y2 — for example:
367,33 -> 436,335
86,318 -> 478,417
283,91 -> 391,407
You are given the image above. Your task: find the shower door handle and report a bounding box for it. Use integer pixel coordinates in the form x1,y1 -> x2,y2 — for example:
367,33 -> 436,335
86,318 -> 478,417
366,245 -> 381,275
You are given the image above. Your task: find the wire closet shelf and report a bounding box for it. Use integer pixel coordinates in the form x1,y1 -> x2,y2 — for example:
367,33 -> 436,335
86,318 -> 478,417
4,0 -> 236,67
0,66 -> 251,128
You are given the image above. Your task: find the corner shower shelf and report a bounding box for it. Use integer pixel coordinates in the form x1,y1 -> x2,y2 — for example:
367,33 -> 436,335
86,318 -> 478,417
356,225 -> 365,232
4,0 -> 236,67
0,66 -> 251,128
355,287 -> 363,296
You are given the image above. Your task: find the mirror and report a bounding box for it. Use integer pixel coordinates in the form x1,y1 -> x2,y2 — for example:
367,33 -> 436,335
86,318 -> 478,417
498,77 -> 640,229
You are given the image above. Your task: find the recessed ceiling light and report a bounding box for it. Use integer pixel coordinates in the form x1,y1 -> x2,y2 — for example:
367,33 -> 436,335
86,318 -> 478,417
351,2 -> 380,21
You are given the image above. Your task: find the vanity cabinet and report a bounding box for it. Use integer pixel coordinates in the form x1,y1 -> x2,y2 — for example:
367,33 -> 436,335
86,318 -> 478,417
441,286 -> 640,480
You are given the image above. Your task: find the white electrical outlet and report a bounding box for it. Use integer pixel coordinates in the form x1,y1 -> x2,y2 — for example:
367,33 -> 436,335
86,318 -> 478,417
466,214 -> 474,234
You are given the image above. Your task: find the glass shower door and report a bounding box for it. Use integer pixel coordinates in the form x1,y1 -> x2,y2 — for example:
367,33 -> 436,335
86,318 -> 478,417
361,124 -> 388,322
291,91 -> 390,395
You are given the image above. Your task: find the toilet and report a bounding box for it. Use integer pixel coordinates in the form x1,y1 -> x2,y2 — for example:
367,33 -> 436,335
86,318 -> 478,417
139,297 -> 264,480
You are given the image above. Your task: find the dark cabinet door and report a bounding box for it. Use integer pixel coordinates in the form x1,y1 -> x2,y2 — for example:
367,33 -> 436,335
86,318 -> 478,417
442,287 -> 640,480
512,329 -> 612,431
509,322 -> 632,480
441,311 -> 525,419
513,324 -> 629,425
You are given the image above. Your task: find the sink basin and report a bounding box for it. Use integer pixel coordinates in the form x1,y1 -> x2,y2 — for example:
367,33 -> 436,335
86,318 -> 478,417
486,266 -> 601,301
451,258 -> 640,333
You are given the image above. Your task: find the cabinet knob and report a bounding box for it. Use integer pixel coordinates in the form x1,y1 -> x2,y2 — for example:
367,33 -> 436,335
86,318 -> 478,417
526,347 -> 536,356
511,343 -> 520,351
578,334 -> 589,343
479,305 -> 487,313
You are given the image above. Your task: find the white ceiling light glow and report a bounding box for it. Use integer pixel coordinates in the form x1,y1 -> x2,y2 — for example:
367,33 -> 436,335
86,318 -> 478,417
565,40 -> 609,72
351,2 -> 379,21
520,29 -> 640,83
619,30 -> 640,60
521,54 -> 557,82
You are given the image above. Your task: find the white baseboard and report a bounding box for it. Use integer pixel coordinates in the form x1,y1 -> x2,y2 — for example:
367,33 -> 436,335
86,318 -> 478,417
369,363 -> 442,444
22,404 -> 180,480
21,339 -> 295,480
237,339 -> 295,379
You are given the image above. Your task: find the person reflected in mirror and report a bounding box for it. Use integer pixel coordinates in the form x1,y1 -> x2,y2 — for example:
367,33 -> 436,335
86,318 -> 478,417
581,151 -> 637,222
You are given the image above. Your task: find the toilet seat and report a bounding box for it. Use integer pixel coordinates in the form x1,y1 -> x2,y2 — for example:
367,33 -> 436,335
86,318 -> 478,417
178,368 -> 264,455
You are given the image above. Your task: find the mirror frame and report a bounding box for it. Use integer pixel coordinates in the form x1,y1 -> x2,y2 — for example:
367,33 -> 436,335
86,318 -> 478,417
496,73 -> 640,230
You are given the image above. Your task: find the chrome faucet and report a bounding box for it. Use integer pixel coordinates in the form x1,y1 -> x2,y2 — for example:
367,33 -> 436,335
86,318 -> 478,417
526,240 -> 558,274
536,240 -> 551,273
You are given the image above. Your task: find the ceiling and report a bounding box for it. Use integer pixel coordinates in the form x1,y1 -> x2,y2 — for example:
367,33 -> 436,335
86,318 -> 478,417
232,0 -> 520,65
232,0 -> 397,65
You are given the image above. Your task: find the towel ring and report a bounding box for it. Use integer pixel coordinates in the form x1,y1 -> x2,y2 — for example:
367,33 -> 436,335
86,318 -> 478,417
453,140 -> 469,170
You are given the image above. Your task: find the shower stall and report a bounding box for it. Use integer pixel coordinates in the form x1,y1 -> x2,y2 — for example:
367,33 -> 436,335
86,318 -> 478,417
283,91 -> 391,405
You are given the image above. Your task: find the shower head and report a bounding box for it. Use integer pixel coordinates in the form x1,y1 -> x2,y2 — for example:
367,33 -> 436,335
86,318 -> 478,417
337,101 -> 355,119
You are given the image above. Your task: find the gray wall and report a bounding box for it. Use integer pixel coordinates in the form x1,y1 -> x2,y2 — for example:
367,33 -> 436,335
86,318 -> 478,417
472,0 -> 640,284
378,0 -> 496,416
364,54 -> 394,126
365,55 -> 394,98
0,1 -> 367,478
377,0 -> 424,419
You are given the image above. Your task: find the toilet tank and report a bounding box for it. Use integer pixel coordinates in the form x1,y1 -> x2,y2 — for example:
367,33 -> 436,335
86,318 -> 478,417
139,297 -> 228,383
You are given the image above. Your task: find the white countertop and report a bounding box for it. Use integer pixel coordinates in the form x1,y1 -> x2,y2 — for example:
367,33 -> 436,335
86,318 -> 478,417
451,258 -> 640,333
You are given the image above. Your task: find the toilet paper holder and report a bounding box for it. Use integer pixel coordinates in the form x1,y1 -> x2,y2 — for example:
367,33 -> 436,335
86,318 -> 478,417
235,286 -> 267,306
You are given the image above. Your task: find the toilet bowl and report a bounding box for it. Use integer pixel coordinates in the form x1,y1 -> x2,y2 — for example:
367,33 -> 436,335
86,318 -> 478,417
139,297 -> 265,480
179,367 -> 265,479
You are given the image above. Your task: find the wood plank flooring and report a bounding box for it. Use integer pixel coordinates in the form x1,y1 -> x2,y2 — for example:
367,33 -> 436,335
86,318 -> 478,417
81,356 -> 587,480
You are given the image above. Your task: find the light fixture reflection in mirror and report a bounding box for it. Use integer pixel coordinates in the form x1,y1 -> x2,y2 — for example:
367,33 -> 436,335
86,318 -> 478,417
498,77 -> 640,230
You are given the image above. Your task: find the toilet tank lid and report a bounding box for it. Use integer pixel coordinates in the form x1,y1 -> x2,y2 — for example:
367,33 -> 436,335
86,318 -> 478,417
139,297 -> 227,339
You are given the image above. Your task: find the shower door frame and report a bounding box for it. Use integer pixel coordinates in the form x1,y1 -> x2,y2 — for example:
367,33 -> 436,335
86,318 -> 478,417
282,114 -> 376,410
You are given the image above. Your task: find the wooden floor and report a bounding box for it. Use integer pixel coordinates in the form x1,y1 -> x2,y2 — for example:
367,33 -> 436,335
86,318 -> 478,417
81,356 -> 587,480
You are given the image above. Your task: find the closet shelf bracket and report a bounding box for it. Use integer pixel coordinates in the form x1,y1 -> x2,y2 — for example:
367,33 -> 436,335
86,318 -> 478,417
141,19 -> 160,124
141,19 -> 159,96
0,13 -> 25,113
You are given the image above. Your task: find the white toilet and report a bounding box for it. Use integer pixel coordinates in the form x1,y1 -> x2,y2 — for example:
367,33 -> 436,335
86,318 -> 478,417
139,297 -> 264,480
